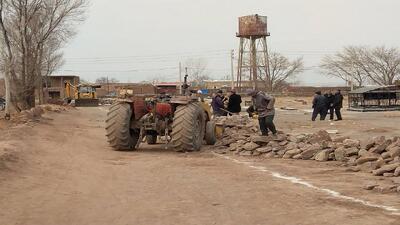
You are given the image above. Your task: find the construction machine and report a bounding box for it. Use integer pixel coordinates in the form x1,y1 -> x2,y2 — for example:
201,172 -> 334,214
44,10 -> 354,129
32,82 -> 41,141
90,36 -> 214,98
65,82 -> 101,107
105,75 -> 217,152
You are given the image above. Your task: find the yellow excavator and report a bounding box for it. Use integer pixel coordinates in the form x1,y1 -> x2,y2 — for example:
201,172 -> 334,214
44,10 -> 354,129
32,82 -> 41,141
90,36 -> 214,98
65,81 -> 101,107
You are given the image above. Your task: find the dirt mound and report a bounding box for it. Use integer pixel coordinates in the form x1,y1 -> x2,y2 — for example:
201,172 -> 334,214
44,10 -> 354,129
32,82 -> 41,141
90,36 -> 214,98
10,104 -> 72,124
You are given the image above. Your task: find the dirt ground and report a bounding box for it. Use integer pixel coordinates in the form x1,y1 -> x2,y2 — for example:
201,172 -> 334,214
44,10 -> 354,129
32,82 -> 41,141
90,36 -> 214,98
1,100 -> 400,225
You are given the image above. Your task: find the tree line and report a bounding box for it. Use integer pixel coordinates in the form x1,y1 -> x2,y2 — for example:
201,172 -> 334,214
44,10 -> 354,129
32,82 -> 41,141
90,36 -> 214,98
0,0 -> 88,119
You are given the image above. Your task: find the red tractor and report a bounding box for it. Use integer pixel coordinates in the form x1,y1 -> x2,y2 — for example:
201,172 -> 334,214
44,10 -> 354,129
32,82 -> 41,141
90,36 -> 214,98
105,78 -> 216,152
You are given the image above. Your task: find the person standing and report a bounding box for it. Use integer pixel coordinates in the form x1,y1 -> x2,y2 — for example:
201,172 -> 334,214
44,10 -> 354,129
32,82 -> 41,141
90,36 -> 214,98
333,90 -> 344,121
325,91 -> 335,120
247,90 -> 277,136
211,90 -> 225,117
227,89 -> 242,114
312,91 -> 327,121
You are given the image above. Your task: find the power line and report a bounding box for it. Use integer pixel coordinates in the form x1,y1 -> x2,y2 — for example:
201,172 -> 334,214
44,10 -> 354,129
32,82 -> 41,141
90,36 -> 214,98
64,49 -> 232,60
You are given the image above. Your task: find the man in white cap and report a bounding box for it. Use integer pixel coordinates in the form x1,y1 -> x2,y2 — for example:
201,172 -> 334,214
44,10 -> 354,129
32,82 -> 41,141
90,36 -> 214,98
247,89 -> 277,136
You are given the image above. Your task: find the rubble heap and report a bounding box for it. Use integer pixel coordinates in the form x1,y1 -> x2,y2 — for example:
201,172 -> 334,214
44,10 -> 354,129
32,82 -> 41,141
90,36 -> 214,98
11,104 -> 71,123
213,115 -> 400,178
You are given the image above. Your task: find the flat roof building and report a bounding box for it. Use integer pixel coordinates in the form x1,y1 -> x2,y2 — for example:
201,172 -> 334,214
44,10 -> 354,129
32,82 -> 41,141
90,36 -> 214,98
348,85 -> 400,111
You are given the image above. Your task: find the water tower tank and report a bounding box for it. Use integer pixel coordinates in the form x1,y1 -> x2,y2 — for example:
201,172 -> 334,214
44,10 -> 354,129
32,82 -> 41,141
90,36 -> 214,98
237,14 -> 269,37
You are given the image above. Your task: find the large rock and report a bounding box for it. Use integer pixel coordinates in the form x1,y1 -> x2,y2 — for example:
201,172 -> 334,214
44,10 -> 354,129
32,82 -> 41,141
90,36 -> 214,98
332,136 -> 350,143
381,152 -> 392,160
373,185 -> 398,193
358,149 -> 368,157
345,147 -> 360,157
307,130 -> 332,144
357,161 -> 381,173
300,145 -> 321,160
387,140 -> 400,151
343,139 -> 361,148
263,152 -> 276,158
250,135 -> 273,145
283,149 -> 302,159
229,143 -> 242,152
315,150 -> 331,162
292,154 -> 302,159
285,142 -> 298,151
277,150 -> 287,157
394,167 -> 400,177
334,147 -> 347,161
218,138 -> 236,147
365,136 -> 385,150
297,142 -> 306,149
255,146 -> 273,153
273,134 -> 287,142
288,136 -> 298,143
243,142 -> 260,151
389,146 -> 400,158
231,134 -> 248,141
356,153 -> 380,165
279,140 -> 289,146
372,163 -> 400,176
369,140 -> 391,154
295,134 -> 308,143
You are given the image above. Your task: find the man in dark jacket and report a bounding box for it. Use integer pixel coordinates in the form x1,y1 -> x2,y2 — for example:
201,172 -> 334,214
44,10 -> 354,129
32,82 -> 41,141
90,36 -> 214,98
227,89 -> 242,114
312,91 -> 327,121
247,89 -> 277,136
333,90 -> 344,121
324,91 -> 335,120
211,90 -> 225,117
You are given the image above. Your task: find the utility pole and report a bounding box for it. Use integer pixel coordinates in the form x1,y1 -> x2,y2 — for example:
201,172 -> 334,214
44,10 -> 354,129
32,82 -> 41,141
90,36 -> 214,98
179,62 -> 182,95
230,49 -> 234,89
106,76 -> 109,95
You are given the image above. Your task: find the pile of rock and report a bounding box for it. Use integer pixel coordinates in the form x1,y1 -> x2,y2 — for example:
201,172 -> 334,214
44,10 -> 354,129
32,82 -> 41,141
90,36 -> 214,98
213,115 -> 400,178
353,136 -> 400,177
11,104 -> 70,123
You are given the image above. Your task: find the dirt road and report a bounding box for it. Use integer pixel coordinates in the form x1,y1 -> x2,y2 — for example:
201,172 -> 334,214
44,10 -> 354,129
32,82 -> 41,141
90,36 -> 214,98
0,107 -> 399,225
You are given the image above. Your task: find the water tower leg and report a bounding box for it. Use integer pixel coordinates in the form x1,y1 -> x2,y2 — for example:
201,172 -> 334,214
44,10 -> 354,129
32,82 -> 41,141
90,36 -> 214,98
237,38 -> 244,92
250,37 -> 258,90
261,37 -> 271,91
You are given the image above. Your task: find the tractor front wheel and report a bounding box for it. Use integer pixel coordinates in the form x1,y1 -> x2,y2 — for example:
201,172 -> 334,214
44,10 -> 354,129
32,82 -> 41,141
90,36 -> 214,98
105,102 -> 139,151
171,103 -> 205,152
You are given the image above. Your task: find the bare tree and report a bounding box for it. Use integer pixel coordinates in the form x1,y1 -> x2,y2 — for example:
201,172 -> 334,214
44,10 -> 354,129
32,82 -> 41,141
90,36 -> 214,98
184,58 -> 210,86
41,38 -> 65,103
0,0 -> 88,118
363,46 -> 400,85
321,46 -> 400,86
258,52 -> 304,92
321,46 -> 370,87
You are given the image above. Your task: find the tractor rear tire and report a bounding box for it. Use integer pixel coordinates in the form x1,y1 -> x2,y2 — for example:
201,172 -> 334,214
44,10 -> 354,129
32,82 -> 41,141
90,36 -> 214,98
146,134 -> 157,145
205,121 -> 217,145
105,102 -> 139,151
171,103 -> 205,152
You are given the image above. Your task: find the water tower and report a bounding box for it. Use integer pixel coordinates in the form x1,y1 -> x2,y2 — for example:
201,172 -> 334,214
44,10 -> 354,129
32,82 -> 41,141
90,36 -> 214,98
236,14 -> 270,90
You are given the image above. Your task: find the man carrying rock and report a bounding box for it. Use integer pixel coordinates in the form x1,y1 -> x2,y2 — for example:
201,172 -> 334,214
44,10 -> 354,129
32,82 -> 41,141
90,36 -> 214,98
247,90 -> 277,136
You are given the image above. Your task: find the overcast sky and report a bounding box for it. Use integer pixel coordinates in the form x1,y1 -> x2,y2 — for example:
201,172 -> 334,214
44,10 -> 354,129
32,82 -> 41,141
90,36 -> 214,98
58,0 -> 400,86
